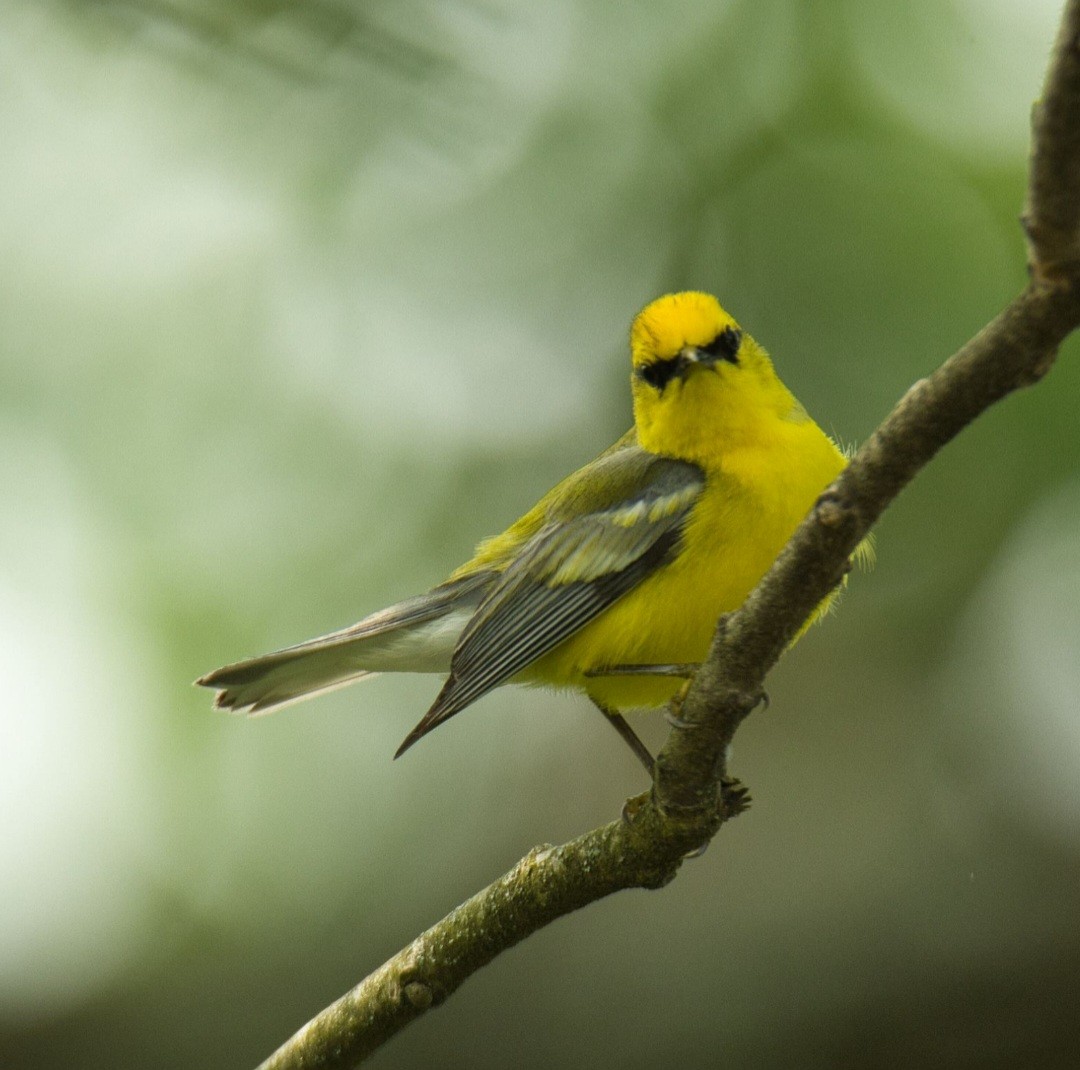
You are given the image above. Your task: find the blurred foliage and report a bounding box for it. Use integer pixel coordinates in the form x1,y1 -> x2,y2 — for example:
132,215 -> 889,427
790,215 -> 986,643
2,1 -> 1079,1068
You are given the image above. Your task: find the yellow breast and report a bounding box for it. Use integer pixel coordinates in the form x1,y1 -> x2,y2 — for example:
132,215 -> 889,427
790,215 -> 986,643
523,417 -> 846,709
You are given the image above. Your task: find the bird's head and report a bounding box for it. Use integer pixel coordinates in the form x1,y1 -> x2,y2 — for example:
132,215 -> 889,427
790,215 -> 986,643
629,291 -> 795,461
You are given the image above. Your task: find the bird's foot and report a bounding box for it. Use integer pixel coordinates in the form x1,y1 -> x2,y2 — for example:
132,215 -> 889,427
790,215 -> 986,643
621,789 -> 652,825
720,775 -> 752,818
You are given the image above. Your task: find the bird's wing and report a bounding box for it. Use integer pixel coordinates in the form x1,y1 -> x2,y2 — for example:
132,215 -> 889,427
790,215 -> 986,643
395,445 -> 705,755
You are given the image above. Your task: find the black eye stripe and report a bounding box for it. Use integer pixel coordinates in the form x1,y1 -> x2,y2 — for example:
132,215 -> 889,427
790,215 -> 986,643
701,326 -> 742,363
636,359 -> 680,391
635,327 -> 742,392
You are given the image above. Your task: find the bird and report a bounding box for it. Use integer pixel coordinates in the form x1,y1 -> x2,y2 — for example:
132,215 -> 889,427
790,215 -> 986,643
196,291 -> 852,771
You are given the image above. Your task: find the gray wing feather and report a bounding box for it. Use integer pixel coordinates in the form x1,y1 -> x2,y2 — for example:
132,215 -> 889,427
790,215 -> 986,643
395,449 -> 704,755
435,525 -> 682,717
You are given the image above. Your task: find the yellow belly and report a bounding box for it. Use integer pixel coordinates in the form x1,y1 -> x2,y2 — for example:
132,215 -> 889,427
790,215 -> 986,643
522,431 -> 846,710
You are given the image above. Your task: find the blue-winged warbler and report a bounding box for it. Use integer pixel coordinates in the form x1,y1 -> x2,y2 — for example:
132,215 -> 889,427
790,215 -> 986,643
197,292 -> 851,769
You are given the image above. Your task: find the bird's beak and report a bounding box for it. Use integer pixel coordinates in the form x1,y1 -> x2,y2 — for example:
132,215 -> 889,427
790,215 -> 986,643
676,346 -> 712,378
677,328 -> 743,377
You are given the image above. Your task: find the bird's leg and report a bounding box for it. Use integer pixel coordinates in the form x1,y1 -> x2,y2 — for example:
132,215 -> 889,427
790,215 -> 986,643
585,663 -> 700,678
591,699 -> 655,775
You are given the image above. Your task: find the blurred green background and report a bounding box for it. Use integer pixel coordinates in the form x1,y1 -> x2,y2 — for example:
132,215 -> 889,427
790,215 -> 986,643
3,0 -> 1079,1067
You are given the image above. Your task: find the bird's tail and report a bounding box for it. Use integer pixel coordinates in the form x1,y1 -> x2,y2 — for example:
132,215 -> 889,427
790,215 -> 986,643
195,573 -> 491,715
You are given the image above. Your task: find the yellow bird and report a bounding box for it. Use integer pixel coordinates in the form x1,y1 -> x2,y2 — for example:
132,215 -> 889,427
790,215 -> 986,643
197,292 -> 850,770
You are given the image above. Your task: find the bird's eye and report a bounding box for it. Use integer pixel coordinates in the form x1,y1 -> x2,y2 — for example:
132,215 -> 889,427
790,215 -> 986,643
700,326 -> 742,364
637,359 -> 679,392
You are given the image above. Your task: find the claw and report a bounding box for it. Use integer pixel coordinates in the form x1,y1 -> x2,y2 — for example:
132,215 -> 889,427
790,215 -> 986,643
664,708 -> 697,729
720,775 -> 752,817
621,790 -> 651,824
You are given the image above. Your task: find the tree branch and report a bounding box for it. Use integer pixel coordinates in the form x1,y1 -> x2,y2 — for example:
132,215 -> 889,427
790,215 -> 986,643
1025,1 -> 1080,281
257,3 -> 1080,1066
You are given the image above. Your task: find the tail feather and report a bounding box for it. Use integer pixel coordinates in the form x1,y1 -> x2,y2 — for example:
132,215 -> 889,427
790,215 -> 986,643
196,572 -> 492,716
200,648 -> 378,715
